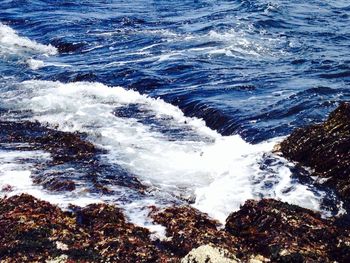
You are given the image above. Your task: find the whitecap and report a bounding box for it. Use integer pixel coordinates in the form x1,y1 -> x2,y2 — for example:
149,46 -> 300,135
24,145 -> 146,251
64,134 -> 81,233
0,23 -> 57,69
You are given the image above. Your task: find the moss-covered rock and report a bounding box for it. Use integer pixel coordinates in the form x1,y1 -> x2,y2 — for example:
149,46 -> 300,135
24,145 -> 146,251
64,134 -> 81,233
0,120 -> 97,164
150,206 -> 241,258
279,102 -> 350,201
2,195 -> 350,262
0,194 -> 168,262
225,199 -> 350,262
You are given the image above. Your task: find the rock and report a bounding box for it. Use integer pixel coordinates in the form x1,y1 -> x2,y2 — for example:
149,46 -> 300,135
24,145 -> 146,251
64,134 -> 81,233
46,254 -> 68,263
0,194 -> 79,262
0,120 -> 98,163
0,194 -> 171,262
0,119 -> 147,195
150,206 -> 241,258
1,184 -> 13,192
181,245 -> 240,263
278,102 -> 350,201
51,39 -> 85,53
225,199 -> 350,262
248,254 -> 270,263
34,177 -> 76,192
2,194 -> 350,262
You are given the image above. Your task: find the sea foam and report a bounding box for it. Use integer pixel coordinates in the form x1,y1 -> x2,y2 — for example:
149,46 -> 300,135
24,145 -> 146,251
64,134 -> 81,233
0,23 -> 57,69
0,80 -> 330,222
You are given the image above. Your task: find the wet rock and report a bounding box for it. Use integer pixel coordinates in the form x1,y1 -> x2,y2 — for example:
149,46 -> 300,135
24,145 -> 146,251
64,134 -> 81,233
73,203 -> 165,262
2,194 -> 350,262
0,194 -> 80,262
36,177 -> 76,192
0,120 -> 97,163
278,102 -> 350,201
225,199 -> 350,262
181,245 -> 240,263
1,184 -> 13,192
0,194 -> 171,262
150,206 -> 240,258
0,119 -> 147,195
51,39 -> 85,53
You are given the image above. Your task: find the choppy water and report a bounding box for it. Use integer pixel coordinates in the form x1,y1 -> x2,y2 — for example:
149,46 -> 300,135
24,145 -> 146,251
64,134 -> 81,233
0,0 -> 349,226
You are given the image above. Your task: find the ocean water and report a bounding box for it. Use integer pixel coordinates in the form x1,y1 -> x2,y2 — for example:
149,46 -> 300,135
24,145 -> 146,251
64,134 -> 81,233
0,0 -> 349,227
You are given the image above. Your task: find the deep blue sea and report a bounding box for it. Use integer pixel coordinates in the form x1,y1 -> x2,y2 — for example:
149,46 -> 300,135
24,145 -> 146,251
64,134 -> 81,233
0,0 -> 349,225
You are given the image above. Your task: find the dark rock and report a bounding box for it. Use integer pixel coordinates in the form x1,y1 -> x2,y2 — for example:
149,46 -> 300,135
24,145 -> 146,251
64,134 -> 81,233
0,194 -> 171,262
225,199 -> 350,262
150,206 -> 240,258
0,194 -> 80,262
34,177 -> 76,192
51,39 -> 85,53
279,102 -> 350,201
1,184 -> 13,192
0,120 -> 97,163
0,119 -> 147,195
2,194 -> 350,262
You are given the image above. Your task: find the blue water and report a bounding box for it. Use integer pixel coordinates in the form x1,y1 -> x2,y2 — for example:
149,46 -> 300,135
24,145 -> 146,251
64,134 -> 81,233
0,0 -> 349,222
1,0 -> 349,142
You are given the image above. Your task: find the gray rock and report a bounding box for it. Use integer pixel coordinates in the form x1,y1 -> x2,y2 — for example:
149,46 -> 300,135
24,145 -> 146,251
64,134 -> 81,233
181,245 -> 240,263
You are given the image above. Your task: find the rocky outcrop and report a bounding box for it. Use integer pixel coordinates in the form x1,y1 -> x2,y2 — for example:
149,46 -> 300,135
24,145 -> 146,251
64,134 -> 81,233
278,102 -> 350,201
225,199 -> 350,262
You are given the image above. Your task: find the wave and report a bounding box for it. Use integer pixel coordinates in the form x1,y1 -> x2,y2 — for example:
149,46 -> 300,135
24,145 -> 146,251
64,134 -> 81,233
0,23 -> 57,69
0,79 -> 333,222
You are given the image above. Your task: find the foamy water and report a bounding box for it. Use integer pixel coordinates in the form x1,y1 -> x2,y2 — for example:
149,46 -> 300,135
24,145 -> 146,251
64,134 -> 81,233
0,79 -> 330,223
1,11 -> 346,237
0,22 -> 57,69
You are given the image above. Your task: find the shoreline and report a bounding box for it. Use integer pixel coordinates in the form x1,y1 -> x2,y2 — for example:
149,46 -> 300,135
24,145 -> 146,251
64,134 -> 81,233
0,102 -> 349,262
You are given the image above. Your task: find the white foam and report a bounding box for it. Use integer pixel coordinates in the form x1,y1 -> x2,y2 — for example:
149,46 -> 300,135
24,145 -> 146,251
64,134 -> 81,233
0,147 -> 103,207
26,58 -> 45,70
205,29 -> 285,59
0,148 -> 48,196
1,80 -> 330,223
0,23 -> 57,67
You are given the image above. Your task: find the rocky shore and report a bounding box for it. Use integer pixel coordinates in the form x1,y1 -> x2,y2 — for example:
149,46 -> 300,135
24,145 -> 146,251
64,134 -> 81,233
1,194 -> 349,262
0,102 -> 350,262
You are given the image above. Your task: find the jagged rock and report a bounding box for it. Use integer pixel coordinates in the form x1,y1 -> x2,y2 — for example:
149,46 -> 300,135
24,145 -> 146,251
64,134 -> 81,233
181,245 -> 240,263
150,206 -> 241,258
225,199 -> 350,262
0,194 -> 81,262
278,102 -> 350,201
